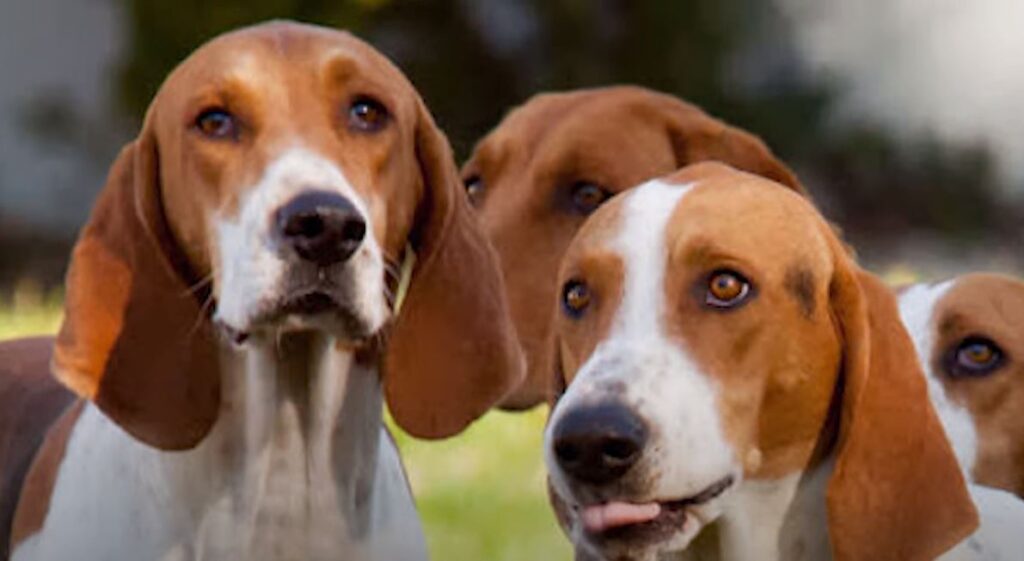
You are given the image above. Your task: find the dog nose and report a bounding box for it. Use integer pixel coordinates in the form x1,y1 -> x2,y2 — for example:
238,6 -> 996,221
552,402 -> 647,485
275,191 -> 366,266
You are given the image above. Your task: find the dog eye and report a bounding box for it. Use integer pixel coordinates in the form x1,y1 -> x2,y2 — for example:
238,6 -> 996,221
705,270 -> 752,309
195,108 -> 238,140
948,337 -> 1004,377
562,279 -> 592,317
570,182 -> 610,214
348,97 -> 388,132
464,175 -> 484,204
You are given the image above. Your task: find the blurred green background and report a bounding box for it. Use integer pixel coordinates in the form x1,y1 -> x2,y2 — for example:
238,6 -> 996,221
0,288 -> 573,560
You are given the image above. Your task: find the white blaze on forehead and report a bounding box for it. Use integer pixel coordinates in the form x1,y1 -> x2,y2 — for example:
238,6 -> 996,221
547,179 -> 738,522
610,179 -> 692,338
898,280 -> 979,475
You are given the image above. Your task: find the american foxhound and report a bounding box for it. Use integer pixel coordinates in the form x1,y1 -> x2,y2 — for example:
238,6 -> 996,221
0,21 -> 522,561
899,273 -> 1024,498
543,163 -> 1022,561
461,86 -> 803,409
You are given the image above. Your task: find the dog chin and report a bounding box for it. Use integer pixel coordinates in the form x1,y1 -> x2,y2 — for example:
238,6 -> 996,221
219,289 -> 383,345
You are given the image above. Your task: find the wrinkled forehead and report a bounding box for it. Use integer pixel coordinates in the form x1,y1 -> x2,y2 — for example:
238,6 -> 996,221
151,22 -> 414,120
935,274 -> 1024,341
562,164 -> 831,282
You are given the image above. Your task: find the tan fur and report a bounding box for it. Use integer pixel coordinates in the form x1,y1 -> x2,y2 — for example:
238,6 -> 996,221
463,86 -> 804,409
549,163 -> 977,560
52,21 -> 522,448
928,274 -> 1024,497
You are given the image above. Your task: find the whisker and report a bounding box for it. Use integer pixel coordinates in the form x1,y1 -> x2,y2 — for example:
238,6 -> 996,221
182,274 -> 214,297
188,293 -> 216,338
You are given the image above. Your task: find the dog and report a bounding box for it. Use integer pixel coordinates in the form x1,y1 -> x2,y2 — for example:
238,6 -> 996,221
0,21 -> 522,561
461,85 -> 803,409
543,162 -> 1022,560
899,273 -> 1024,498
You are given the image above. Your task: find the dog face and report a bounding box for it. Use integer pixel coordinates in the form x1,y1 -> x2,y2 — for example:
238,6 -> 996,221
53,22 -> 522,449
899,274 -> 1024,497
544,164 -> 835,559
146,24 -> 426,342
462,86 -> 804,409
545,163 -> 976,561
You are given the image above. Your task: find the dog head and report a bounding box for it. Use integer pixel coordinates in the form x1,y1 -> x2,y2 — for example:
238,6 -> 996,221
53,21 -> 523,449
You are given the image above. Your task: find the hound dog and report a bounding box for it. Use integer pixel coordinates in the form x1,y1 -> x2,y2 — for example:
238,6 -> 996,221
899,274 -> 1024,498
461,86 -> 804,410
0,21 -> 522,561
543,163 -> 1023,561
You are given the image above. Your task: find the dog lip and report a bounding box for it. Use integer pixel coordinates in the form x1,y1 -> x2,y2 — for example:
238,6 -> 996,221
578,474 -> 735,539
280,290 -> 339,315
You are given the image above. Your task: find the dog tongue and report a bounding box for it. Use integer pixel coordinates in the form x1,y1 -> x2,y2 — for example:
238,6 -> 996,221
581,502 -> 661,533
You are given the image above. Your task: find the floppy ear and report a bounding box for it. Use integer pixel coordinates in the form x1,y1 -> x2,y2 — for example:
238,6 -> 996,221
825,259 -> 978,560
382,101 -> 524,439
53,127 -> 220,451
666,106 -> 805,195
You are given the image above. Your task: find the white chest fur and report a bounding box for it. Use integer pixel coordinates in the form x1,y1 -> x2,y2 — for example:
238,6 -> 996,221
12,334 -> 426,561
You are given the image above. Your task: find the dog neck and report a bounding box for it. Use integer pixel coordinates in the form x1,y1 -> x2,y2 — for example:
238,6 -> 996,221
12,331 -> 425,561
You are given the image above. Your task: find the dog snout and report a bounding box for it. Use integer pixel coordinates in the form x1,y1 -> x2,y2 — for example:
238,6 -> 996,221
552,402 -> 648,485
275,190 -> 367,266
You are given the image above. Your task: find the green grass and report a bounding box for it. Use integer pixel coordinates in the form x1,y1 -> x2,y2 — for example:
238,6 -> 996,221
0,297 -> 571,561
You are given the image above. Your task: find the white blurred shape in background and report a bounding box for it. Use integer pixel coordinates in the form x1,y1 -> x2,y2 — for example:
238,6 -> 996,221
779,0 -> 1024,187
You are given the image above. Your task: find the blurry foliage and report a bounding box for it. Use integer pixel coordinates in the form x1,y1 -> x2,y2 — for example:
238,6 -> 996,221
8,0 -> 1022,288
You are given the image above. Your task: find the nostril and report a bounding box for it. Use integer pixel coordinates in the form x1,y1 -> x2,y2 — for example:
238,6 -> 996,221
340,217 -> 366,243
555,440 -> 582,465
283,213 -> 325,239
602,436 -> 639,465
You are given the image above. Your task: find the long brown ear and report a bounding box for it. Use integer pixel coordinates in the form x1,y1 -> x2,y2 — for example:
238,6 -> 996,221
825,260 -> 977,560
666,105 -> 805,195
382,101 -> 524,439
53,129 -> 220,450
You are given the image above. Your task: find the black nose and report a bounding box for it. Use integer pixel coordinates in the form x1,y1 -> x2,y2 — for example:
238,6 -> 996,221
552,402 -> 648,485
275,191 -> 366,266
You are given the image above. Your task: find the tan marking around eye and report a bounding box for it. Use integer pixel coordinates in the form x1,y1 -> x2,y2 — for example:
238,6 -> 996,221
930,274 -> 1024,496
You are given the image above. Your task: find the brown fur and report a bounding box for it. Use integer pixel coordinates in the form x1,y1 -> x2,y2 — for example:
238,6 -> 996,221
927,274 -> 1024,497
463,86 -> 804,409
549,163 -> 977,560
0,337 -> 74,558
52,21 -> 522,448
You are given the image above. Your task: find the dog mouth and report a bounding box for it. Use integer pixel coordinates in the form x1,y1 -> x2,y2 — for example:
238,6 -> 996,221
577,475 -> 734,545
218,288 -> 372,344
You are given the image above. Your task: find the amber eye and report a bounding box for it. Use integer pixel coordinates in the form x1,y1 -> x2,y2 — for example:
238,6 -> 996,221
948,337 -> 1003,377
464,175 -> 484,203
570,182 -> 610,214
705,270 -> 752,309
562,280 -> 592,317
195,108 -> 237,140
348,97 -> 388,132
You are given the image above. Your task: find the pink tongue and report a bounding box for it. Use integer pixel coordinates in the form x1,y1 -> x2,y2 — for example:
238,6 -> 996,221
581,502 -> 662,533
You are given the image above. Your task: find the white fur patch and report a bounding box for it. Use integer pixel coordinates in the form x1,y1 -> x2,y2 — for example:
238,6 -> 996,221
546,179 -> 738,556
12,339 -> 426,561
214,147 -> 388,335
897,281 -> 979,475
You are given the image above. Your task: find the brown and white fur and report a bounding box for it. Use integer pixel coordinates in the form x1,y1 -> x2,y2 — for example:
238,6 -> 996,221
543,163 -> 1021,561
0,22 -> 522,561
461,86 -> 804,410
899,274 -> 1024,498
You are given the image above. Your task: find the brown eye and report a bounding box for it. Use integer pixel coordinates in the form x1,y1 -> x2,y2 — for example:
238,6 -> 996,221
948,337 -> 1003,377
705,270 -> 751,309
570,182 -> 610,214
562,280 -> 591,317
349,97 -> 388,132
464,175 -> 484,203
195,109 -> 237,140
